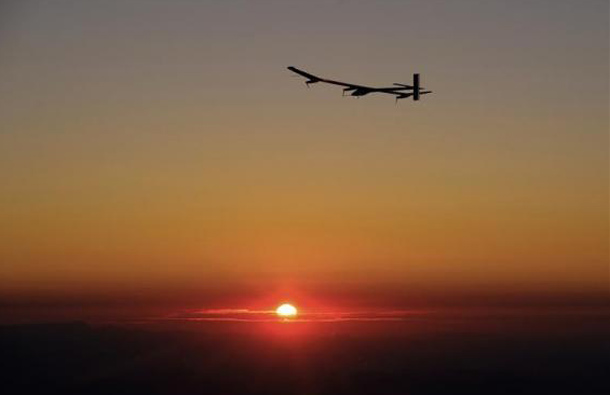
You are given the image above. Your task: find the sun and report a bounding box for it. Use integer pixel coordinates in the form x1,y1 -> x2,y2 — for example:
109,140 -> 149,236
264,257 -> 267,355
276,303 -> 298,318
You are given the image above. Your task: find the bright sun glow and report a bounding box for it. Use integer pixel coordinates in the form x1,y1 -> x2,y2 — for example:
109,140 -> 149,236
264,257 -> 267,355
276,303 -> 298,317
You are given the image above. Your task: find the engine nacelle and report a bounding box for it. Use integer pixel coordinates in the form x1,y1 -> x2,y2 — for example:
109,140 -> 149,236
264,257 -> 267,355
351,88 -> 371,96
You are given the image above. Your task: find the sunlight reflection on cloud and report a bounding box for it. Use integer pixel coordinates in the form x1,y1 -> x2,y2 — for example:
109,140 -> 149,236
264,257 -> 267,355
161,309 -> 428,323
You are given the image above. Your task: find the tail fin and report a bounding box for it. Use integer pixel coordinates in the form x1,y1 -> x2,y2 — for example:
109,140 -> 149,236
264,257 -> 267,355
413,73 -> 420,101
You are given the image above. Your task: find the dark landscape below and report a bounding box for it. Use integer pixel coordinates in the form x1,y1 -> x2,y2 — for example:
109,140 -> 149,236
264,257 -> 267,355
1,309 -> 607,395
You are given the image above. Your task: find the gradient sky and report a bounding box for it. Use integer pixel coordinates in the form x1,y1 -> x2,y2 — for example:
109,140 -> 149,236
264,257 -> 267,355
0,0 -> 608,308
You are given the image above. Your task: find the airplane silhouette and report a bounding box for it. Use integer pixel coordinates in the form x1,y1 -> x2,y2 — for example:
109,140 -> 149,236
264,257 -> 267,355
287,66 -> 432,103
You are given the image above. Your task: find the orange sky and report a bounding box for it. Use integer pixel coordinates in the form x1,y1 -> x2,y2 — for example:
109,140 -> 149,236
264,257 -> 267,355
0,0 -> 607,308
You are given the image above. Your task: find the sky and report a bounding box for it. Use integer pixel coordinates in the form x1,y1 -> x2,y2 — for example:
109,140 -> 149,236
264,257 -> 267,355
0,0 -> 608,310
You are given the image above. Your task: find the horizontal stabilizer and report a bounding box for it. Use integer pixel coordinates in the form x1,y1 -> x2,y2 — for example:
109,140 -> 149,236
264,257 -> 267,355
393,83 -> 414,88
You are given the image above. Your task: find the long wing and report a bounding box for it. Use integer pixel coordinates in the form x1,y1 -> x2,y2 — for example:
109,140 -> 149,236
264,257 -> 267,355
287,66 -> 368,89
286,66 -> 321,81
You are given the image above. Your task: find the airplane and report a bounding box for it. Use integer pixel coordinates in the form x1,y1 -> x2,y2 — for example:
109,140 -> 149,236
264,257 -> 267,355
287,66 -> 432,103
